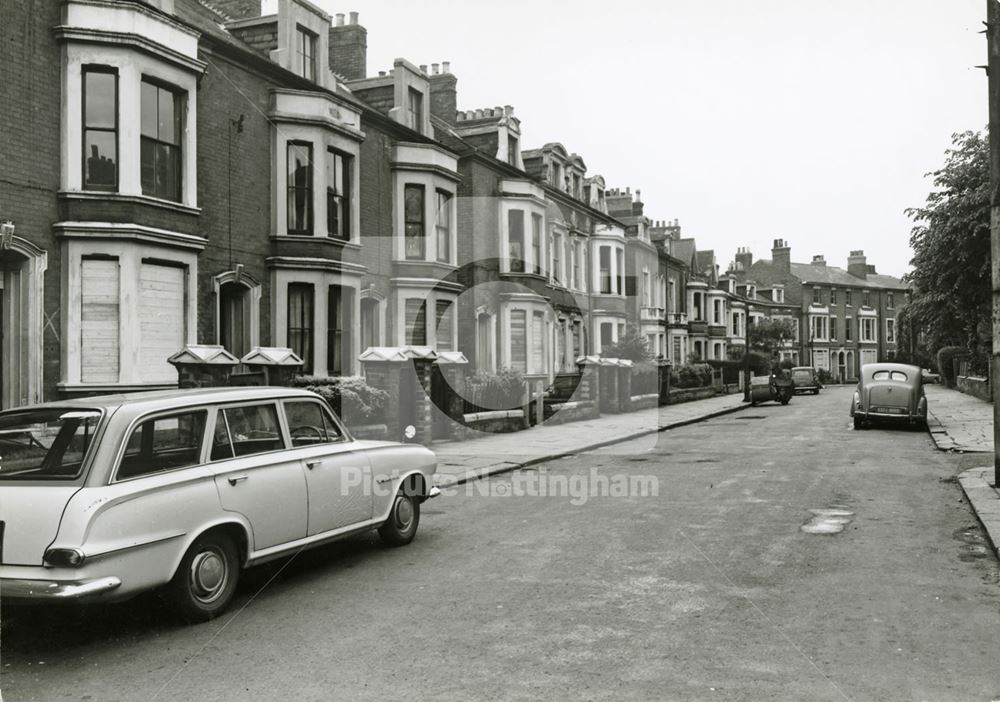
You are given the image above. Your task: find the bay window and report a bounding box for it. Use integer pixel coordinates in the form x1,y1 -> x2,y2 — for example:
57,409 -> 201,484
436,300 -> 454,352
552,231 -> 562,285
140,79 -> 183,202
326,149 -> 351,240
532,214 -> 543,275
288,283 -> 314,374
508,209 -> 525,273
287,142 -> 313,235
599,246 -> 612,294
886,318 -> 895,344
405,298 -> 427,346
510,310 -> 527,372
80,257 -> 120,383
404,185 -> 426,259
328,285 -> 352,376
82,67 -> 118,191
436,190 -> 452,263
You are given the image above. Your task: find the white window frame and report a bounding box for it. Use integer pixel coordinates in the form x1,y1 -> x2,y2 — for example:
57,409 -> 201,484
885,318 -> 896,344
62,40 -> 199,207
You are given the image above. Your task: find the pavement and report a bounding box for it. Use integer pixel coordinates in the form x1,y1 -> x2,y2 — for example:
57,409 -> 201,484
921,382 -> 1000,563
430,392 -> 747,487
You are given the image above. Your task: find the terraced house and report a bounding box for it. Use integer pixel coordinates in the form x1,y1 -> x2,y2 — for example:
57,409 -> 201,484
729,239 -> 906,380
0,0 -> 669,409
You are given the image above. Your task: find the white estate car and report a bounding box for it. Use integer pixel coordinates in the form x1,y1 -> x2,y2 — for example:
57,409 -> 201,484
0,387 -> 439,621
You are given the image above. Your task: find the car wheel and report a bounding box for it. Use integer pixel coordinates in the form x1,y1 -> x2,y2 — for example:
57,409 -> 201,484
166,532 -> 240,622
780,397 -> 790,405
853,415 -> 864,430
378,488 -> 421,547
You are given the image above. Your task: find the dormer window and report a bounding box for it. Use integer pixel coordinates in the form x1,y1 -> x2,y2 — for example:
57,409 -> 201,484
408,87 -> 424,131
296,26 -> 317,82
773,288 -> 784,303
551,162 -> 562,188
573,174 -> 581,199
507,134 -> 519,166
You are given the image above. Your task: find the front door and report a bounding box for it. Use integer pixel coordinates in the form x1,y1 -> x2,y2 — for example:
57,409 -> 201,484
283,399 -> 372,535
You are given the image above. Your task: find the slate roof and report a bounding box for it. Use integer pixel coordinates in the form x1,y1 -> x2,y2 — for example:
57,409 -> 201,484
694,250 -> 715,277
671,239 -> 696,268
789,262 -> 906,290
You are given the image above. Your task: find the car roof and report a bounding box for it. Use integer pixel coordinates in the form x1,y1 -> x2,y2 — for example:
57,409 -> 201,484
4,386 -> 320,415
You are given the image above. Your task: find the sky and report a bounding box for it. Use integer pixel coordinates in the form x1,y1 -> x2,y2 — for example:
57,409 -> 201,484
319,0 -> 987,279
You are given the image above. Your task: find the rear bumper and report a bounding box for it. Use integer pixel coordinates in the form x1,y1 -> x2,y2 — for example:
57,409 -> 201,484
1,576 -> 122,601
854,411 -> 923,423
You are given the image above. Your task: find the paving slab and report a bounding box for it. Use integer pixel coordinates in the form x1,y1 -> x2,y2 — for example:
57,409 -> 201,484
958,467 -> 1000,556
925,384 -> 993,453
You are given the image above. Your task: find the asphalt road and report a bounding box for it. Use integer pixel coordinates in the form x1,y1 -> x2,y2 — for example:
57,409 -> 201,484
2,387 -> 999,701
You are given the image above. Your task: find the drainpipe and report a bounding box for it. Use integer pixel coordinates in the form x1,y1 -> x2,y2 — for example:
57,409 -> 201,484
989,0 -> 1000,485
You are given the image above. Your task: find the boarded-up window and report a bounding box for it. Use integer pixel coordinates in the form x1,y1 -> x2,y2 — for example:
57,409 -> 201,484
139,262 -> 186,383
510,310 -> 526,372
436,299 -> 453,351
531,311 -> 544,374
405,298 -> 426,346
81,258 -> 120,383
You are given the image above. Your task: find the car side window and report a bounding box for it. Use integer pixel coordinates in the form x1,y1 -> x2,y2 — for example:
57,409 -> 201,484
285,401 -> 343,447
118,411 -> 207,480
211,404 -> 285,459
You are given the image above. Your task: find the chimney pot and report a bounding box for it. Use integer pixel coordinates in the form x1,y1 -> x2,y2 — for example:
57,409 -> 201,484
432,63 -> 440,75
378,70 -> 386,77
419,64 -> 428,73
442,61 -> 451,73
335,12 -> 345,26
349,11 -> 358,24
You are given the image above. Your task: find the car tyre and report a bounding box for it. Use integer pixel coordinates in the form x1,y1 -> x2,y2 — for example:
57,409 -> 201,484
166,532 -> 240,623
378,488 -> 420,547
853,415 -> 864,430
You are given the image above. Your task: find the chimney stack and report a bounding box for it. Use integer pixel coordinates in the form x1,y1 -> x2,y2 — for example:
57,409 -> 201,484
771,238 -> 791,273
847,250 -> 868,279
429,61 -> 458,124
734,246 -> 753,272
811,255 -> 826,267
329,11 -> 367,81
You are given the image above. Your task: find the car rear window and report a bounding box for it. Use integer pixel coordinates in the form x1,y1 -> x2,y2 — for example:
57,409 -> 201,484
872,370 -> 907,381
792,370 -> 812,379
0,409 -> 101,481
117,411 -> 207,480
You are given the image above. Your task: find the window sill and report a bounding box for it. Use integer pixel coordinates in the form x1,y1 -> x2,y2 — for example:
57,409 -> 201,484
275,234 -> 361,251
59,190 -> 201,216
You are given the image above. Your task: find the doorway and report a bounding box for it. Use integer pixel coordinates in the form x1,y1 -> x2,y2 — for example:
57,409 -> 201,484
0,239 -> 46,409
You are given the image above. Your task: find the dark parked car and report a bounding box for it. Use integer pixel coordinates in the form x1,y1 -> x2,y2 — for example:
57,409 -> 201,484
850,363 -> 928,430
790,366 -> 821,395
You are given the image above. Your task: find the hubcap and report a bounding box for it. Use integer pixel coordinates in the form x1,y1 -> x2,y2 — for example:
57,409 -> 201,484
190,549 -> 227,603
395,495 -> 414,531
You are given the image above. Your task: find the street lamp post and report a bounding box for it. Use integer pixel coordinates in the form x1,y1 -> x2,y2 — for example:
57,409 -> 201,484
988,0 -> 1000,486
743,310 -> 753,402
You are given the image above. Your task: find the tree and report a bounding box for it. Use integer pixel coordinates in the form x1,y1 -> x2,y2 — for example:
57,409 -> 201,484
748,317 -> 797,357
904,130 -> 991,373
602,325 -> 653,362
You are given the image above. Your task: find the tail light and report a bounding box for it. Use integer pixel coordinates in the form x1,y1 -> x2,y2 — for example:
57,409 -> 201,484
44,547 -> 86,568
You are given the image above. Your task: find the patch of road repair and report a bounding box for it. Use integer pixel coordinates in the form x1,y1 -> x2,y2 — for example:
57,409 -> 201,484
801,508 -> 855,535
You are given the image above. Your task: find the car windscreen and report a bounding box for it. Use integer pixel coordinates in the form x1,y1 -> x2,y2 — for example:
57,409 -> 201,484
0,408 -> 102,481
791,370 -> 812,380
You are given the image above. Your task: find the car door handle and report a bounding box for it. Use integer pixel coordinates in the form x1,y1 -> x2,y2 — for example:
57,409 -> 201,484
227,474 -> 249,486
306,460 -> 322,470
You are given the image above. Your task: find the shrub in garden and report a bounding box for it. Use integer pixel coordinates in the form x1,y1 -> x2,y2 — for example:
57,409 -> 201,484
466,368 -> 526,411
292,375 -> 389,425
672,363 -> 713,389
630,361 -> 659,394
